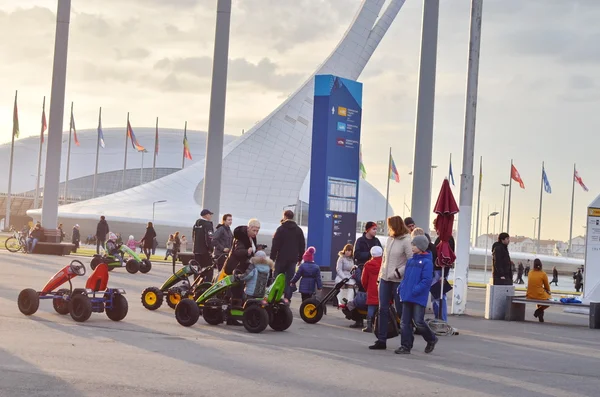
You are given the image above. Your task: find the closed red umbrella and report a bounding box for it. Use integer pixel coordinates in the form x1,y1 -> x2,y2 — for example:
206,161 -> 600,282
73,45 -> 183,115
434,179 -> 459,267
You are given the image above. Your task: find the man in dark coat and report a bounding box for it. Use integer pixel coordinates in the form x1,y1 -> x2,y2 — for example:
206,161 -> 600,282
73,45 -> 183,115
492,233 -> 513,285
270,210 -> 306,300
193,209 -> 215,279
96,216 -> 109,254
71,224 -> 80,253
516,262 -> 525,284
212,213 -> 234,271
353,221 -> 382,292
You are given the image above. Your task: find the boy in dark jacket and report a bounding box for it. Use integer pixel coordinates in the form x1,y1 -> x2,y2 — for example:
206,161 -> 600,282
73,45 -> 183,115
290,247 -> 322,301
353,222 -> 382,292
396,235 -> 438,355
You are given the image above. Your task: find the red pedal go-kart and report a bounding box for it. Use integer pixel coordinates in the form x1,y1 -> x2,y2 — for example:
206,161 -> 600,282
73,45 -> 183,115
18,261 -> 128,323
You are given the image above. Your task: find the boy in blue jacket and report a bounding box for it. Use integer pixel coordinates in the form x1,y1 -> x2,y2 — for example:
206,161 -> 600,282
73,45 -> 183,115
396,235 -> 438,355
290,247 -> 322,301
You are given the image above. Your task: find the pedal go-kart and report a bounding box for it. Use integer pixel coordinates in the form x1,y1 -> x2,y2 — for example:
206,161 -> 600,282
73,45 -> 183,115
174,272 -> 293,334
90,244 -> 151,274
18,260 -> 87,316
141,259 -> 214,310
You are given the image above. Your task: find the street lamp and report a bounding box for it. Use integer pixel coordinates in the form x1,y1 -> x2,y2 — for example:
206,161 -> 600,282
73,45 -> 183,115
152,200 -> 167,223
484,211 -> 499,283
501,183 -> 509,231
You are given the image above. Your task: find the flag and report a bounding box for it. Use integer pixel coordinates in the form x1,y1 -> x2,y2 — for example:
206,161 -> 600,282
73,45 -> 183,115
389,154 -> 400,183
478,159 -> 483,193
183,131 -> 192,160
511,164 -> 525,189
127,121 -> 145,152
155,122 -> 159,156
359,145 -> 367,179
542,165 -> 552,194
98,111 -> 105,148
12,92 -> 19,138
70,112 -> 80,146
449,158 -> 455,186
41,100 -> 47,144
575,169 -> 589,192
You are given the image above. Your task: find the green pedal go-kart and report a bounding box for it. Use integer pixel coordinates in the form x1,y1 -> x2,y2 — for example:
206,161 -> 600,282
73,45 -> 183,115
90,245 -> 151,274
174,272 -> 293,334
141,260 -> 214,310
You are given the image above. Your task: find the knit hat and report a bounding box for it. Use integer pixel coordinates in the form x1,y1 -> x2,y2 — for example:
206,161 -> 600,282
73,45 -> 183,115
303,246 -> 316,262
370,246 -> 383,258
254,250 -> 267,260
412,235 -> 429,252
364,221 -> 377,232
404,217 -> 415,227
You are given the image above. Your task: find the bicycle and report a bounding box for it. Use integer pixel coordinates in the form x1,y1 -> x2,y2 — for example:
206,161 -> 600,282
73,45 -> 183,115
5,228 -> 27,253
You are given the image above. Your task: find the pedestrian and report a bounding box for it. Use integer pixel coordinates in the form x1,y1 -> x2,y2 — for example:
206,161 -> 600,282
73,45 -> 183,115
336,244 -> 356,309
140,222 -> 157,259
526,258 -> 551,322
361,245 -> 383,333
290,247 -> 322,301
516,262 -> 525,284
492,233 -> 513,285
95,216 -> 109,254
212,213 -> 234,271
549,266 -> 559,286
27,223 -> 44,254
573,269 -> 583,293
165,235 -> 174,260
369,216 -> 412,350
193,209 -> 215,279
71,224 -> 80,253
353,221 -> 382,292
58,223 -> 65,242
126,235 -> 138,251
431,222 -> 453,321
524,260 -> 531,277
171,231 -> 181,269
395,235 -> 438,355
270,210 -> 306,301
180,235 -> 188,252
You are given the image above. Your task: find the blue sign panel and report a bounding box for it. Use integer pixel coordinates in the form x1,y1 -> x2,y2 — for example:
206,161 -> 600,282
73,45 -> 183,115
308,75 -> 363,272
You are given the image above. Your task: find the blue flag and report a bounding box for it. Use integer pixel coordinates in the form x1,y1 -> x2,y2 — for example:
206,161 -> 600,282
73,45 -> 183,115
542,166 -> 552,194
449,160 -> 455,186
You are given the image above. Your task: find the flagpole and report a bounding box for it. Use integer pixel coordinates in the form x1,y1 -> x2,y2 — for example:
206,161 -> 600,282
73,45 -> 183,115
537,161 -> 544,253
474,156 -> 482,247
384,147 -> 392,233
93,107 -> 101,198
506,159 -> 513,234
34,96 -> 46,209
568,163 -> 576,257
122,112 -> 129,190
182,121 -> 187,169
152,117 -> 158,180
64,102 -> 73,205
5,90 -> 18,230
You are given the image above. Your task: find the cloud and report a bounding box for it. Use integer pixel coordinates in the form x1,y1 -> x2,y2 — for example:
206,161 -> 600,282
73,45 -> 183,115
115,47 -> 151,60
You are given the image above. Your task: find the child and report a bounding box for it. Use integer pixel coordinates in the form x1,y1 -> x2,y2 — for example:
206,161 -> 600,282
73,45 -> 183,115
290,247 -> 322,301
106,232 -> 123,266
239,251 -> 273,298
396,235 -> 438,355
164,235 -> 174,260
126,235 -> 138,251
361,246 -> 383,333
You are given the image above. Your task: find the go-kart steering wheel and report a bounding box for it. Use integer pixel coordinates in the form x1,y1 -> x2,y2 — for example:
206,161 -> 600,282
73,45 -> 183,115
188,260 -> 201,275
69,260 -> 86,276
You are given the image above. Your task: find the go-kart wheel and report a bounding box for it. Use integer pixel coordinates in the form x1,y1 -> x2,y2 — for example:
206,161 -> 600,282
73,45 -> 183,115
139,259 -> 152,274
90,257 -> 101,271
5,236 -> 21,253
69,294 -> 92,322
126,259 -> 140,274
202,299 -> 224,325
166,287 -> 183,309
269,304 -> 293,331
141,287 -> 163,310
243,305 -> 269,334
175,299 -> 200,327
299,298 -> 324,324
52,289 -> 71,315
18,288 -> 40,316
105,294 -> 128,321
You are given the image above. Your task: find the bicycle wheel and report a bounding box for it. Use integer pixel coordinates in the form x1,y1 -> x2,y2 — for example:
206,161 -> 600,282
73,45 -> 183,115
5,237 -> 22,253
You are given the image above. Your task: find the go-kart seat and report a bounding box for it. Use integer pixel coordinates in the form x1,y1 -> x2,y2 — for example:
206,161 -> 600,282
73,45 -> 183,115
86,263 -> 109,292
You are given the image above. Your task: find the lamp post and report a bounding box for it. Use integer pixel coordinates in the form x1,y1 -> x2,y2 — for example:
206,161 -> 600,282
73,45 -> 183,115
501,183 -> 509,231
484,211 -> 499,283
152,200 -> 167,223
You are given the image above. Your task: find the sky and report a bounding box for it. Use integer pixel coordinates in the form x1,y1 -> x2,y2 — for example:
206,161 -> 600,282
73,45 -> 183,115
0,0 -> 597,242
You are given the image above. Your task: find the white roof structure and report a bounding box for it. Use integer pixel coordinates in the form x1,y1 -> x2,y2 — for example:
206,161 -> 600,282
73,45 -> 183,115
24,0 -> 404,238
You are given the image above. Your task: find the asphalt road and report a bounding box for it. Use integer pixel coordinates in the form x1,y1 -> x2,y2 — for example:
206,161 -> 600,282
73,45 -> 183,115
1,251 -> 599,397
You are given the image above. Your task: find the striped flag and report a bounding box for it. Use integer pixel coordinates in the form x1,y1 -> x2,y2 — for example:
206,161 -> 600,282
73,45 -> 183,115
511,164 -> 525,189
183,130 -> 192,160
542,165 -> 552,194
70,110 -> 80,146
40,98 -> 47,144
575,169 -> 589,192
98,109 -> 105,148
389,153 -> 399,183
127,121 -> 145,152
12,91 -> 19,138
449,157 -> 455,186
359,145 -> 367,179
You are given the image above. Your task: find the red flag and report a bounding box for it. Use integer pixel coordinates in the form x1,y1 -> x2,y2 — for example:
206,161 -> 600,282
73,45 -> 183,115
575,169 -> 589,192
511,164 -> 525,189
183,133 -> 192,160
71,113 -> 80,146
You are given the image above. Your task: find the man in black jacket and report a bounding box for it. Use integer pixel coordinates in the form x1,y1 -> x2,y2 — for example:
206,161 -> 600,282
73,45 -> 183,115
353,221 -> 382,291
96,216 -> 109,254
271,210 -> 306,300
212,213 -> 233,271
492,233 -> 513,285
193,209 -> 215,279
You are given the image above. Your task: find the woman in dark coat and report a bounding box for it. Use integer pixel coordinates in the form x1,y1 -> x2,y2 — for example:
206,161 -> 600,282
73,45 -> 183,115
140,222 -> 157,259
